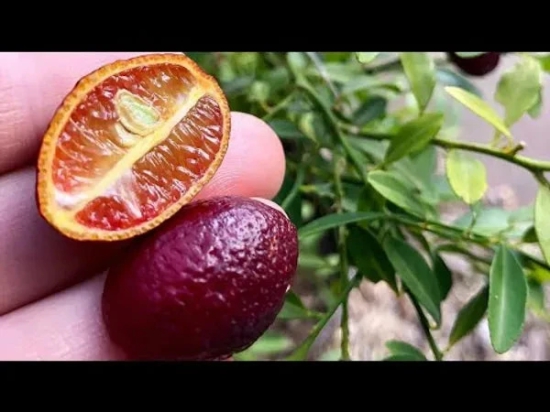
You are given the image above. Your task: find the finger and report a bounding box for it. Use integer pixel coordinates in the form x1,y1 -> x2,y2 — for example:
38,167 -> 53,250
0,52 -> 153,174
0,112 -> 285,315
0,199 -> 290,360
0,274 -> 125,360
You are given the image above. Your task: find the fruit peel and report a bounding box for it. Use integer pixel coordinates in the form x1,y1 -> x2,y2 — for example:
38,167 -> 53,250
102,195 -> 299,361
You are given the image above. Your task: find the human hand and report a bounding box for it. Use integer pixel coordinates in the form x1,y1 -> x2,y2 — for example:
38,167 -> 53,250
0,52 -> 286,360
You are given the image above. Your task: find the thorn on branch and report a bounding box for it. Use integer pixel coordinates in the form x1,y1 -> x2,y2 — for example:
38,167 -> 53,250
506,141 -> 526,157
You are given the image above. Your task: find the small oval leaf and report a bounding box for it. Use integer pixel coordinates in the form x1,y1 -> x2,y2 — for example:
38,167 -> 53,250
367,171 -> 432,219
444,86 -> 512,138
384,112 -> 444,165
488,245 -> 528,354
356,52 -> 380,64
298,212 -> 385,239
385,340 -> 427,360
400,52 -> 436,112
535,184 -> 550,265
495,55 -> 543,127
383,237 -> 442,325
445,149 -> 488,204
448,285 -> 489,347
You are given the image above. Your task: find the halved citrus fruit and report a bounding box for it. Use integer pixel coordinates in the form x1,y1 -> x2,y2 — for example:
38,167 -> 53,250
36,53 -> 231,242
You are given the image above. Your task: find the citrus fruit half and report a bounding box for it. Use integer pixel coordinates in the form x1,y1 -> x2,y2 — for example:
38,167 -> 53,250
36,53 -> 231,241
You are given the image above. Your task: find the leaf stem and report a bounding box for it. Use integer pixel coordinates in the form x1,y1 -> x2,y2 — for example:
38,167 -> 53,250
285,274 -> 361,360
408,292 -> 443,361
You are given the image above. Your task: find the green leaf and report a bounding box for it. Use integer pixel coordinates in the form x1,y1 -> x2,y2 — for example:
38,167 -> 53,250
454,52 -> 486,58
409,145 -> 438,184
527,278 -> 545,312
535,184 -> 550,265
527,260 -> 550,283
285,290 -> 306,309
268,119 -> 305,140
298,212 -> 384,239
297,112 -> 320,143
352,96 -> 387,126
400,52 -> 436,112
495,55 -> 543,127
277,302 -> 312,320
245,332 -> 293,355
383,237 -> 442,325
384,112 -> 444,165
356,52 -> 380,64
448,285 -> 489,347
522,226 -> 538,243
385,340 -> 427,360
287,52 -> 308,75
248,81 -> 270,103
535,54 -> 550,72
445,149 -> 488,204
453,207 -> 510,237
435,68 -> 482,97
433,253 -> 453,300
528,90 -> 543,119
444,86 -> 512,138
367,171 -> 432,219
488,245 -> 528,353
347,226 -> 398,292
278,298 -> 322,320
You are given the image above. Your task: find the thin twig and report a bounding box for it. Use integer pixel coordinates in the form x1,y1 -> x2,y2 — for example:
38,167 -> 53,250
408,292 -> 443,361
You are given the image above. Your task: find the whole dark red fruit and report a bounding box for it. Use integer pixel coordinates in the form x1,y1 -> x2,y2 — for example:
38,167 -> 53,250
448,52 -> 501,77
102,196 -> 299,360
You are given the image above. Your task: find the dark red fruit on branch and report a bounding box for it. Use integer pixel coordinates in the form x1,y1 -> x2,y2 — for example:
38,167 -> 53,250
102,196 -> 299,360
448,52 -> 501,77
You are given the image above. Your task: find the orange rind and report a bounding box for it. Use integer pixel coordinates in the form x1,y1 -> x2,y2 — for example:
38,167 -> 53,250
36,53 -> 231,241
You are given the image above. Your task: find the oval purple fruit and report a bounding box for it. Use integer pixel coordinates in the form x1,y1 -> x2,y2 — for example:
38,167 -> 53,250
448,52 -> 501,77
102,196 -> 299,360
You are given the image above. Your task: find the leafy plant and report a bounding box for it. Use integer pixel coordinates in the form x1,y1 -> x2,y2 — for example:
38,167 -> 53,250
187,51 -> 550,361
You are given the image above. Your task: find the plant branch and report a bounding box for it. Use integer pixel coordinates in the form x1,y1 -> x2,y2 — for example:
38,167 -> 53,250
262,91 -> 296,122
333,153 -> 351,360
408,292 -> 443,361
392,213 -> 550,273
341,124 -> 550,173
295,81 -> 370,186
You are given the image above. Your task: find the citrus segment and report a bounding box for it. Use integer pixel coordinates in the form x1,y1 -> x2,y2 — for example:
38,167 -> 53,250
37,54 -> 231,241
74,95 -> 223,231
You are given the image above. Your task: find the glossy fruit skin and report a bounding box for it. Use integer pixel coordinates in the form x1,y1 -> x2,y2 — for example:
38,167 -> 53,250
448,52 -> 501,77
102,196 -> 299,360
